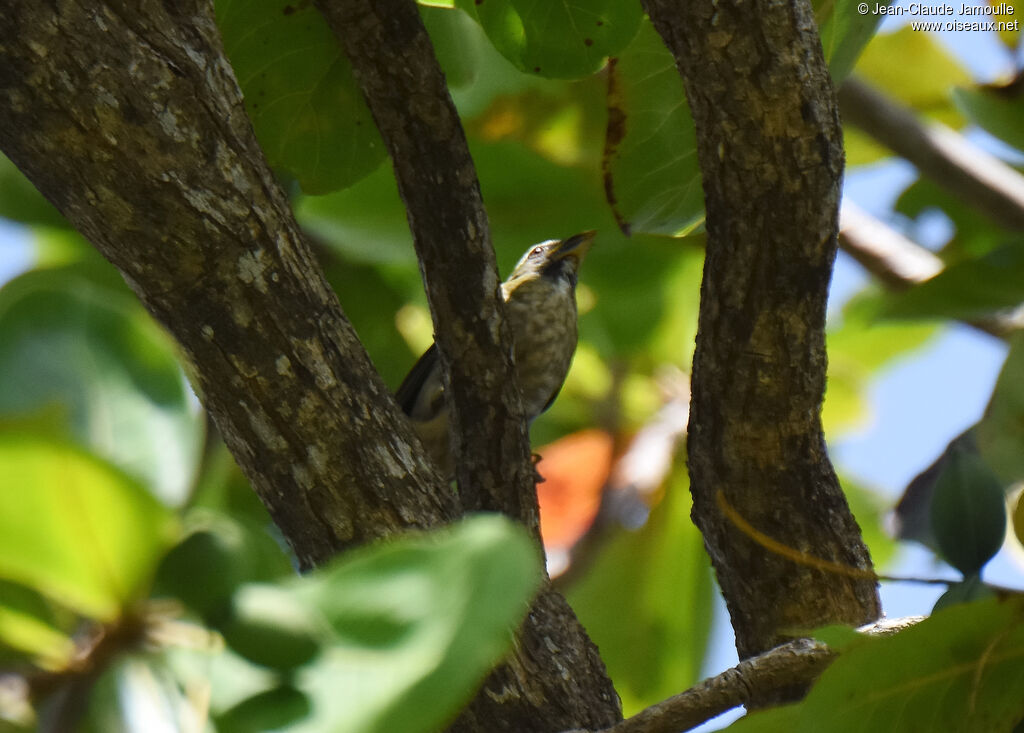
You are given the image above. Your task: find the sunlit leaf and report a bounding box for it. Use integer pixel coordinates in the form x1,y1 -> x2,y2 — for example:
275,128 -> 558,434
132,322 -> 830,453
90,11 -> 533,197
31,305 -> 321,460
602,19 -> 704,237
292,514 -> 542,733
215,0 -> 385,193
0,265 -> 203,506
0,155 -> 69,229
0,436 -> 177,620
456,0 -> 643,79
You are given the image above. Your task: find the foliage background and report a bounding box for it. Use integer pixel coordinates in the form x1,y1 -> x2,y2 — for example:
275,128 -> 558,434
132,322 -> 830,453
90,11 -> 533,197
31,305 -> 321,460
0,0 -> 1022,731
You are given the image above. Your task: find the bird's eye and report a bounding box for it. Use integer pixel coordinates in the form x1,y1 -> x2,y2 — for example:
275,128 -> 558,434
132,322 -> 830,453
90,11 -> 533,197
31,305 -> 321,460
529,246 -> 545,258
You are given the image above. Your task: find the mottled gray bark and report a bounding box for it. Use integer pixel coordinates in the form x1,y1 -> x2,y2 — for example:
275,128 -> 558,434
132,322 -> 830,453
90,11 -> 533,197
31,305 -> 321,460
642,0 -> 882,665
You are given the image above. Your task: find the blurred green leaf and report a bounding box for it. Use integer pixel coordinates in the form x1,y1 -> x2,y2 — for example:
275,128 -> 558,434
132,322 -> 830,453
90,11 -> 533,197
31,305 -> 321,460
726,596 -> 1024,732
0,265 -> 203,506
215,0 -> 385,194
895,177 -> 1013,260
293,514 -> 542,733
217,685 -> 312,733
566,468 -> 714,715
0,579 -> 73,665
977,333 -> 1024,486
817,0 -> 887,82
930,443 -> 1006,576
953,86 -> 1024,154
886,241 -> 1024,322
0,435 -> 177,620
455,0 -> 643,79
221,584 -> 323,671
932,573 -> 995,612
602,19 -> 704,237
0,155 -> 69,230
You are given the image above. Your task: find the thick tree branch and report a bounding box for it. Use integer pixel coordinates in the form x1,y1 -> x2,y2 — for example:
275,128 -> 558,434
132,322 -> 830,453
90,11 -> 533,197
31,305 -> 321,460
0,0 -> 455,569
838,78 -> 1024,231
312,3 -> 622,730
315,0 -> 538,524
642,0 -> 881,664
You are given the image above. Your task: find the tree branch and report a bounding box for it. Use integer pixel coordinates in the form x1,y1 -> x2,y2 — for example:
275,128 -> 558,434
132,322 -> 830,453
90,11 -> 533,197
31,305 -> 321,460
839,202 -> 1024,337
642,0 -> 881,665
314,0 -> 539,524
0,0 -> 455,570
838,78 -> 1024,231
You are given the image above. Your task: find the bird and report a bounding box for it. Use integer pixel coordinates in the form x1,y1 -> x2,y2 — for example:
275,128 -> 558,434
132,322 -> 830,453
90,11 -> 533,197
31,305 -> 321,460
395,231 -> 596,479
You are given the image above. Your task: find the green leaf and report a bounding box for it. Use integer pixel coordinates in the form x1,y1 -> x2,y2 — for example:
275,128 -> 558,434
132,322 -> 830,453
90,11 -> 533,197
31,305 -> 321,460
293,514 -> 542,733
217,685 -> 312,733
953,86 -> 1024,154
0,580 -> 73,664
456,0 -> 643,79
602,19 -> 704,237
0,155 -> 69,229
0,265 -> 203,506
0,435 -> 177,620
566,467 -> 714,715
220,584 -> 323,671
977,332 -> 1024,486
727,597 -> 1024,733
932,574 -> 996,612
930,443 -> 1007,576
215,0 -> 386,193
817,0 -> 887,83
886,241 -> 1024,322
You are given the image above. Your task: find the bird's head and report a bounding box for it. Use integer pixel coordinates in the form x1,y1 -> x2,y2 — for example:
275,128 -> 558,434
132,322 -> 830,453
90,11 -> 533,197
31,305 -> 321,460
502,230 -> 596,297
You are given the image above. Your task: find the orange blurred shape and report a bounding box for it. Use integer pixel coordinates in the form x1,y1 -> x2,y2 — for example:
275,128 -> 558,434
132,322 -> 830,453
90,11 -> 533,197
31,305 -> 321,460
535,429 -> 614,552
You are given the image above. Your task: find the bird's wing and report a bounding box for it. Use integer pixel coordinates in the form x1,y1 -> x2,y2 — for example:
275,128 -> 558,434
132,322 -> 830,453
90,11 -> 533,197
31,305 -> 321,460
395,343 -> 440,416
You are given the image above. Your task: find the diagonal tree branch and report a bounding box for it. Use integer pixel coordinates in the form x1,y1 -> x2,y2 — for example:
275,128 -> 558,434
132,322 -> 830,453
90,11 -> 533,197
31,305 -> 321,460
0,0 -> 454,569
642,0 -> 881,668
838,77 -> 1024,231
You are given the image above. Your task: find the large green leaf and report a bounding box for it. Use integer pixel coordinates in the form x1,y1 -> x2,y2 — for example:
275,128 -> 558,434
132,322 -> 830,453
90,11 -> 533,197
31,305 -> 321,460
0,435 -> 177,620
566,467 -> 714,715
215,0 -> 386,193
456,0 -> 643,79
726,596 -> 1024,732
886,241 -> 1024,321
291,514 -> 542,733
0,265 -> 203,506
602,19 -> 704,237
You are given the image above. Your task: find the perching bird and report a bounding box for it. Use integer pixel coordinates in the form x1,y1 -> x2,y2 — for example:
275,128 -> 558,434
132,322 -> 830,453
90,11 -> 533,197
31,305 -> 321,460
395,231 -> 596,478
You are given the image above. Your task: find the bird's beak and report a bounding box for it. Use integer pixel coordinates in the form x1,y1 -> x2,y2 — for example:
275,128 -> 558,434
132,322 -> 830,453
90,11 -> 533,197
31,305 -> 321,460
552,230 -> 596,267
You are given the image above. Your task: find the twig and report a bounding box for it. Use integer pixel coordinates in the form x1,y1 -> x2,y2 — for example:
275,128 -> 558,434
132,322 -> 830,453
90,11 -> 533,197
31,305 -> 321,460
838,78 -> 1024,231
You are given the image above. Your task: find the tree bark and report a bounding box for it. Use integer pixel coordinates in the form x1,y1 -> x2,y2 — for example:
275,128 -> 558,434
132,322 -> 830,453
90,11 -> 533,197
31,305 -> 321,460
0,1 -> 620,730
642,0 -> 881,664
0,0 -> 456,569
